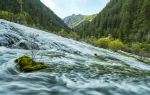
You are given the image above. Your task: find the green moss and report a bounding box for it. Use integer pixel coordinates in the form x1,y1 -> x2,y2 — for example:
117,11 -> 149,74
90,64 -> 150,77
137,58 -> 150,64
45,63 -> 150,78
15,56 -> 48,72
119,51 -> 150,65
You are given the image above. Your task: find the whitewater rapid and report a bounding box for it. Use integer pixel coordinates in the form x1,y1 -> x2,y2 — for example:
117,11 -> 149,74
0,19 -> 150,95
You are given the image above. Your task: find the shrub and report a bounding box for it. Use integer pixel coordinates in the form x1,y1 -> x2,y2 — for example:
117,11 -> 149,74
131,42 -> 142,54
139,44 -> 150,58
0,11 -> 15,21
85,36 -> 97,45
95,36 -> 112,48
68,31 -> 79,40
108,39 -> 125,51
131,43 -> 150,58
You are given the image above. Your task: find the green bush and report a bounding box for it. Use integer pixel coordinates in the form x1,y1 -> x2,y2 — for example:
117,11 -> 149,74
108,39 -> 125,51
131,43 -> 142,54
85,36 -> 97,45
131,43 -> 150,58
67,31 -> 79,40
57,29 -> 68,37
95,36 -> 112,48
0,11 -> 15,21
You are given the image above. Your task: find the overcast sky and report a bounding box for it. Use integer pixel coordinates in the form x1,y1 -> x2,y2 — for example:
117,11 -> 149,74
40,0 -> 110,18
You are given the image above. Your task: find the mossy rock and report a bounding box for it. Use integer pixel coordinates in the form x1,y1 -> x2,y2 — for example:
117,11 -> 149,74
15,56 -> 48,72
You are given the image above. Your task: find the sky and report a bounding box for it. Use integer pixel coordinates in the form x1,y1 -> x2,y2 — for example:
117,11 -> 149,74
41,0 -> 110,18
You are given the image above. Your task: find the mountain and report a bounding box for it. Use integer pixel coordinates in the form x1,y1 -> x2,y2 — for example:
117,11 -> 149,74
1,19 -> 150,95
74,0 -> 150,43
0,0 -> 70,32
64,14 -> 96,28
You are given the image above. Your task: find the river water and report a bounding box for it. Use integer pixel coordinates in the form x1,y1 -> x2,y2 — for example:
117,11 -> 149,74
0,19 -> 150,95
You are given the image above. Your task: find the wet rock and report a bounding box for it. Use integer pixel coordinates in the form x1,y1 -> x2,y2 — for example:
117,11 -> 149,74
18,41 -> 29,49
0,33 -> 20,47
94,53 -> 106,61
15,56 -> 48,72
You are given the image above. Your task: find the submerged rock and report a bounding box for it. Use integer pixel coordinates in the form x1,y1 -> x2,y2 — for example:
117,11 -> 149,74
15,56 -> 48,72
18,41 -> 29,49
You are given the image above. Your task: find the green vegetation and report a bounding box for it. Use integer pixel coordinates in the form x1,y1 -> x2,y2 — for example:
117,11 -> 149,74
137,58 -> 150,64
57,29 -> 79,40
39,62 -> 150,78
95,35 -> 112,48
119,51 -> 150,65
85,14 -> 97,21
90,64 -> 150,77
0,0 -> 70,32
74,0 -> 150,57
0,11 -> 15,21
74,0 -> 150,43
15,56 -> 48,72
95,35 -> 125,51
131,43 -> 150,57
1,0 -> 149,58
0,11 -> 32,25
94,35 -> 150,58
64,14 -> 97,28
108,39 -> 125,51
84,36 -> 97,45
64,14 -> 85,28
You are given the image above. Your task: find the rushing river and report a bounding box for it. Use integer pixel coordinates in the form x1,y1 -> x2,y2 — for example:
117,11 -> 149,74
0,19 -> 150,95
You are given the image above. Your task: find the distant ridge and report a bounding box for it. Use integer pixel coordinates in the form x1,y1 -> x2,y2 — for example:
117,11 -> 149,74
63,14 -> 96,28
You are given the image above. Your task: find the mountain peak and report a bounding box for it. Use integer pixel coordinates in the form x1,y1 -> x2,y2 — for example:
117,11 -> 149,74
64,14 -> 96,28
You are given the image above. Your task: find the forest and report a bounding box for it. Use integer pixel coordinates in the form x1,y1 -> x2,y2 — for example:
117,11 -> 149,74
0,0 -> 150,95
74,0 -> 150,57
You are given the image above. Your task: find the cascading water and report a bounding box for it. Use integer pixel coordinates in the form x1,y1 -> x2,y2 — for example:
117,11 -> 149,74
0,19 -> 150,95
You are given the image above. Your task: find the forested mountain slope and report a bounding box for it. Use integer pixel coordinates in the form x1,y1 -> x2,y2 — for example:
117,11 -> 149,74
75,0 -> 150,43
0,0 -> 70,32
64,14 -> 96,28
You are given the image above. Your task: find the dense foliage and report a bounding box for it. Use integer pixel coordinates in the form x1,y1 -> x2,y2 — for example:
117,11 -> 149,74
95,35 -> 125,51
75,0 -> 150,43
95,35 -> 150,57
0,0 -> 70,32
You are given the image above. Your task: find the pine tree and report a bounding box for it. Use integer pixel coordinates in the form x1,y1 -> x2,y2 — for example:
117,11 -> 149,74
17,0 -> 23,13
